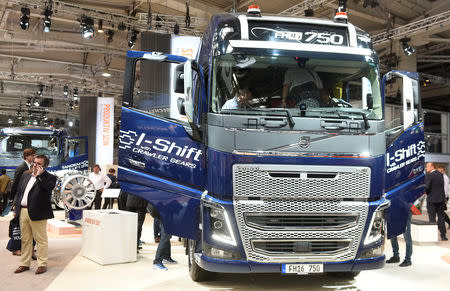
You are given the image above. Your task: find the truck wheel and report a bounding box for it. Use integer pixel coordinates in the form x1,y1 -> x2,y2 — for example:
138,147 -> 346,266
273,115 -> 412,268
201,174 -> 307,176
329,271 -> 360,279
188,239 -> 214,282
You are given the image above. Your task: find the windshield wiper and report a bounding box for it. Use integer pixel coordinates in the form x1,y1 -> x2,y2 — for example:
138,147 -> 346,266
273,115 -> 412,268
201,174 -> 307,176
247,108 -> 295,127
307,109 -> 370,130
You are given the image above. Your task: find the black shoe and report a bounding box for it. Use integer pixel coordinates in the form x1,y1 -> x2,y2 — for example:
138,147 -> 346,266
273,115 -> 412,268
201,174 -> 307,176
386,256 -> 400,263
137,246 -> 142,250
441,235 -> 448,241
399,259 -> 411,267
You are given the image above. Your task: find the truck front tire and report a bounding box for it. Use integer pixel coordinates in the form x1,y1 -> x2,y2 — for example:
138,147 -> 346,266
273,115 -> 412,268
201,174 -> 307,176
188,239 -> 214,282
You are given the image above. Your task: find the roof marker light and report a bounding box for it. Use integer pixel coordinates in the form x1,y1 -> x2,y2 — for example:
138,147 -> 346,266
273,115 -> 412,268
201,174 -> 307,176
247,5 -> 261,17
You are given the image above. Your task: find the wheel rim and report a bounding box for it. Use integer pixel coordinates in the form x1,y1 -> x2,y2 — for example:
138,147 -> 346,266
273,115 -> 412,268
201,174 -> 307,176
61,175 -> 96,210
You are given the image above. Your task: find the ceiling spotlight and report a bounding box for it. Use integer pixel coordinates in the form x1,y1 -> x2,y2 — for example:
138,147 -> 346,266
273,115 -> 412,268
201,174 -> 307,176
34,98 -> 40,107
69,101 -> 74,110
20,7 -> 30,30
106,30 -> 114,43
37,84 -> 44,96
128,29 -> 139,48
43,115 -> 48,121
80,16 -> 95,39
97,19 -> 104,33
33,120 -> 38,125
173,23 -> 180,35
400,37 -> 415,56
102,69 -> 111,77
63,85 -> 69,96
43,9 -> 52,33
68,120 -> 74,127
73,88 -> 79,100
8,118 -> 13,124
118,22 -> 126,31
17,111 -> 22,119
26,98 -> 32,107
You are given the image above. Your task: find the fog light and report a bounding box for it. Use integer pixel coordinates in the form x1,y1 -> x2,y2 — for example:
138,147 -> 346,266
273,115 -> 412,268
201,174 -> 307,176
203,243 -> 241,260
360,245 -> 384,258
213,221 -> 223,229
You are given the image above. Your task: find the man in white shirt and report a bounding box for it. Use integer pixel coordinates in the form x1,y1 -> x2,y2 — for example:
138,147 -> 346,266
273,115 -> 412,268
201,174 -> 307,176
88,164 -> 111,209
437,164 -> 450,228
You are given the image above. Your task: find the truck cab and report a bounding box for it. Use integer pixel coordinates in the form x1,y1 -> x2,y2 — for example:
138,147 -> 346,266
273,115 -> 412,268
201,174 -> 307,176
119,7 -> 424,281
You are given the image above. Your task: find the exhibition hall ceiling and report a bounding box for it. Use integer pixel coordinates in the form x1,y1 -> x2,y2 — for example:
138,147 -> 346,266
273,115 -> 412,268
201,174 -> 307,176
0,0 -> 449,122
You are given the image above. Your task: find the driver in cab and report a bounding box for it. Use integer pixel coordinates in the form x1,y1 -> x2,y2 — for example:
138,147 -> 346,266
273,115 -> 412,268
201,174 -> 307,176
221,83 -> 253,110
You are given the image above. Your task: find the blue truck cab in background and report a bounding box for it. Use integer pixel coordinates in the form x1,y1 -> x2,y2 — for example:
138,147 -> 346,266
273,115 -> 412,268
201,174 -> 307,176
118,8 -> 425,281
0,127 -> 88,208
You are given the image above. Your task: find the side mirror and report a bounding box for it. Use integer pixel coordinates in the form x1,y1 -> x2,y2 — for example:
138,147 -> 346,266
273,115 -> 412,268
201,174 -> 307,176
177,98 -> 186,115
367,93 -> 373,110
174,64 -> 184,94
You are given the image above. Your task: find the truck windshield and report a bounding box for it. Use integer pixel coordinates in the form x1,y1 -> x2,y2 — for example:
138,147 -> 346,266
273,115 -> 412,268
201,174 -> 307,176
211,54 -> 382,120
0,135 -> 59,156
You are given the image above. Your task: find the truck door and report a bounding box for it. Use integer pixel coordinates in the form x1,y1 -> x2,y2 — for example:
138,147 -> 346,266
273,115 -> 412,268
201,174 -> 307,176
383,71 -> 425,238
118,51 -> 206,239
61,136 -> 88,171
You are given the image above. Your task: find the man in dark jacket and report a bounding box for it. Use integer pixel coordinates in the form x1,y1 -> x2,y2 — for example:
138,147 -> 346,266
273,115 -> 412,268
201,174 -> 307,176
126,194 -> 148,251
425,162 -> 448,241
10,148 -> 36,200
13,154 -> 57,275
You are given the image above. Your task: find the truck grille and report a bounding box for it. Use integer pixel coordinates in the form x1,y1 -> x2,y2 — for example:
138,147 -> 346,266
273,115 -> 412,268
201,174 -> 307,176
233,164 -> 370,199
245,214 -> 359,231
252,239 -> 351,256
233,164 -> 369,263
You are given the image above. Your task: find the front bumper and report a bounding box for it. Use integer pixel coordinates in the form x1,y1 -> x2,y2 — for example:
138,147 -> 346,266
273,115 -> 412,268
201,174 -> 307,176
196,253 -> 385,273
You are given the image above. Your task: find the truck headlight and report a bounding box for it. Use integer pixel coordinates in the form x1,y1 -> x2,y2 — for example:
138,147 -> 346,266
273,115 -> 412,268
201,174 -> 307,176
205,204 -> 237,246
364,201 -> 390,245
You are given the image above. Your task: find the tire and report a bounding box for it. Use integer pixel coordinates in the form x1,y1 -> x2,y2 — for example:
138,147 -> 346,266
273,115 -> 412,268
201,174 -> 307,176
187,239 -> 214,282
329,271 -> 360,280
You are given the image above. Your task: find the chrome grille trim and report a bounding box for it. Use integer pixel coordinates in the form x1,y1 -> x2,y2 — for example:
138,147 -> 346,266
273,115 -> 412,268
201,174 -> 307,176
233,163 -> 370,263
244,213 -> 359,231
233,164 -> 371,199
252,239 -> 352,256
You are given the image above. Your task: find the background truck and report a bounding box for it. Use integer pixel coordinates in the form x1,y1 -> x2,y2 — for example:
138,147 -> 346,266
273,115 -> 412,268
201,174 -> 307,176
118,4 -> 425,281
0,127 -> 91,209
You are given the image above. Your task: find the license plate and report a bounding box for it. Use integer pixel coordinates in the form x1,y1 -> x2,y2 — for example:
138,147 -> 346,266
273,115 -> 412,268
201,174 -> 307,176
282,264 -> 323,274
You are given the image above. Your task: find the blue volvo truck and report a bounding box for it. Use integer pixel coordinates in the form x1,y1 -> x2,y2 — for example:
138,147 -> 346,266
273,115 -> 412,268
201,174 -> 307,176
118,6 -> 425,281
0,127 -> 89,209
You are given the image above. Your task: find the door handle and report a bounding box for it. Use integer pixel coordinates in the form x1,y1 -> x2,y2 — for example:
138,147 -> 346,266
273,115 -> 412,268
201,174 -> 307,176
128,159 -> 145,169
260,119 -> 288,128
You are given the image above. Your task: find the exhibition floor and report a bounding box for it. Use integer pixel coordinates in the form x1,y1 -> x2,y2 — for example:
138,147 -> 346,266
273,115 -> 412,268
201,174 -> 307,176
1,210 -> 450,291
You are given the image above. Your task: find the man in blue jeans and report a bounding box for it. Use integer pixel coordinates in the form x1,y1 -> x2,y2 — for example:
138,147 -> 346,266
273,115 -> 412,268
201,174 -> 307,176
386,211 -> 412,267
152,218 -> 177,270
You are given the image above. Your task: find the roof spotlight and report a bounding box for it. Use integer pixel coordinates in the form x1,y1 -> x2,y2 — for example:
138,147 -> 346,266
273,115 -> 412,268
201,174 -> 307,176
400,37 -> 415,56
8,118 -> 13,124
34,98 -> 40,107
106,30 -> 114,43
20,7 -> 30,30
80,16 -> 95,39
128,29 -> 139,48
63,85 -> 69,96
43,9 -> 52,32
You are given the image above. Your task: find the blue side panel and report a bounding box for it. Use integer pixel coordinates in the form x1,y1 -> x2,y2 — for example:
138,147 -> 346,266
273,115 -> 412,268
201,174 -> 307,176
118,107 -> 206,238
207,149 -> 385,200
119,167 -> 202,239
119,107 -> 206,187
385,123 -> 425,238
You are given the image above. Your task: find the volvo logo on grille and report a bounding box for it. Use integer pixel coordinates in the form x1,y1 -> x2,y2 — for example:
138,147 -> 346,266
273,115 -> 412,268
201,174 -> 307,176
298,136 -> 311,148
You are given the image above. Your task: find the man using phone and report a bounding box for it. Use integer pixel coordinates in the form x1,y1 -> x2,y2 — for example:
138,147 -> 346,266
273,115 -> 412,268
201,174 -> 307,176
13,154 -> 56,275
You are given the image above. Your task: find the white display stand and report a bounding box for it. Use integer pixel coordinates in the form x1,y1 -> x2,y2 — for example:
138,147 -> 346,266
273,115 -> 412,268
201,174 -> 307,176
411,219 -> 438,243
101,189 -> 121,198
82,210 -> 137,265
